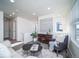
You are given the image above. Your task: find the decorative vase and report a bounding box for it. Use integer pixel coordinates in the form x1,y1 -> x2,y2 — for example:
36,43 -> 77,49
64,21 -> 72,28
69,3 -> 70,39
33,38 -> 37,42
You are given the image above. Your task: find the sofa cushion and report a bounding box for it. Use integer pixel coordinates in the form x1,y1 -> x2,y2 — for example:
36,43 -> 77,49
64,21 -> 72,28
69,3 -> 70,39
0,43 -> 11,58
53,33 -> 67,42
9,48 -> 23,58
2,40 -> 23,58
3,40 -> 11,48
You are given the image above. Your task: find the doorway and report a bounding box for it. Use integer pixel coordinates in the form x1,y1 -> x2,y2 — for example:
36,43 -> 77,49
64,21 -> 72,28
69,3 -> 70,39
4,17 -> 16,43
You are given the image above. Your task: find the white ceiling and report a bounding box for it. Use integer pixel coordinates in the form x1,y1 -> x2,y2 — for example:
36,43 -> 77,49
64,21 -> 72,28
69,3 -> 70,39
0,0 -> 76,20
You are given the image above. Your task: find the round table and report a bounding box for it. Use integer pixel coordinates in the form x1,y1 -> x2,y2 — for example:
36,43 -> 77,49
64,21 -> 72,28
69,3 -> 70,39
30,44 -> 42,56
22,41 -> 42,56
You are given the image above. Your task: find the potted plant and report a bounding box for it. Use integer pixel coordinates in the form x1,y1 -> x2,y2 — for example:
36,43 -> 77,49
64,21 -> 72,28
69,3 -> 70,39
47,28 -> 51,34
31,31 -> 37,42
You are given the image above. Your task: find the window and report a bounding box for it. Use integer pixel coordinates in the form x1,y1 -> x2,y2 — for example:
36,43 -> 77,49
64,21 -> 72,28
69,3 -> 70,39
75,18 -> 79,42
40,17 -> 53,34
75,23 -> 79,40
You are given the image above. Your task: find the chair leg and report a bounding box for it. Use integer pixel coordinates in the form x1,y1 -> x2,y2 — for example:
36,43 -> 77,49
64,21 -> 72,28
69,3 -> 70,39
65,49 -> 67,53
57,49 -> 59,57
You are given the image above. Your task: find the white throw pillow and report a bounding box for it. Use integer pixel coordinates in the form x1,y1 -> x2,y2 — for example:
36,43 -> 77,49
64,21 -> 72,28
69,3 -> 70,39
0,43 -> 11,58
3,40 -> 11,48
55,33 -> 66,42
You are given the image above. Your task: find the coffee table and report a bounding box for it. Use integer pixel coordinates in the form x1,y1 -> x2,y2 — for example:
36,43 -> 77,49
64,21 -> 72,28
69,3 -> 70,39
22,41 -> 42,56
30,44 -> 42,56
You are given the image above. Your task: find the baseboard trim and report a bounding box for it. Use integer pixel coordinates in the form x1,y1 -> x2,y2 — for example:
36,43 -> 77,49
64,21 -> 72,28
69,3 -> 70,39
68,47 -> 74,58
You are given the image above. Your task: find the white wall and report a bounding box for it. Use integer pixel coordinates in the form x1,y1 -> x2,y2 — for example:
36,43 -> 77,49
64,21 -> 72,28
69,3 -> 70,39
0,11 -> 3,42
67,0 -> 79,57
39,17 -> 53,34
16,17 -> 35,42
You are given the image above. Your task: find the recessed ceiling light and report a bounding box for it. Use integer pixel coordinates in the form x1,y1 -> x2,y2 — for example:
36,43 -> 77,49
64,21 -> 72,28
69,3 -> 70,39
48,7 -> 51,10
10,0 -> 15,3
32,13 -> 36,16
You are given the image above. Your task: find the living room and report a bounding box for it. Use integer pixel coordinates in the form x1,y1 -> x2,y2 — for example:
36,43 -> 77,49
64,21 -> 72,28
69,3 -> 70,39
0,0 -> 79,58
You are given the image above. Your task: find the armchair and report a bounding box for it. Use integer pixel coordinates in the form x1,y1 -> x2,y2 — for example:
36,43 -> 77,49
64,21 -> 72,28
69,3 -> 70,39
54,35 -> 68,56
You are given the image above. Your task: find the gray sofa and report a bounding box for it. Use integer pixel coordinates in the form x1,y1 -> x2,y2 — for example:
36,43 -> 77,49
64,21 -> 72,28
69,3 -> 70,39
0,40 -> 23,58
